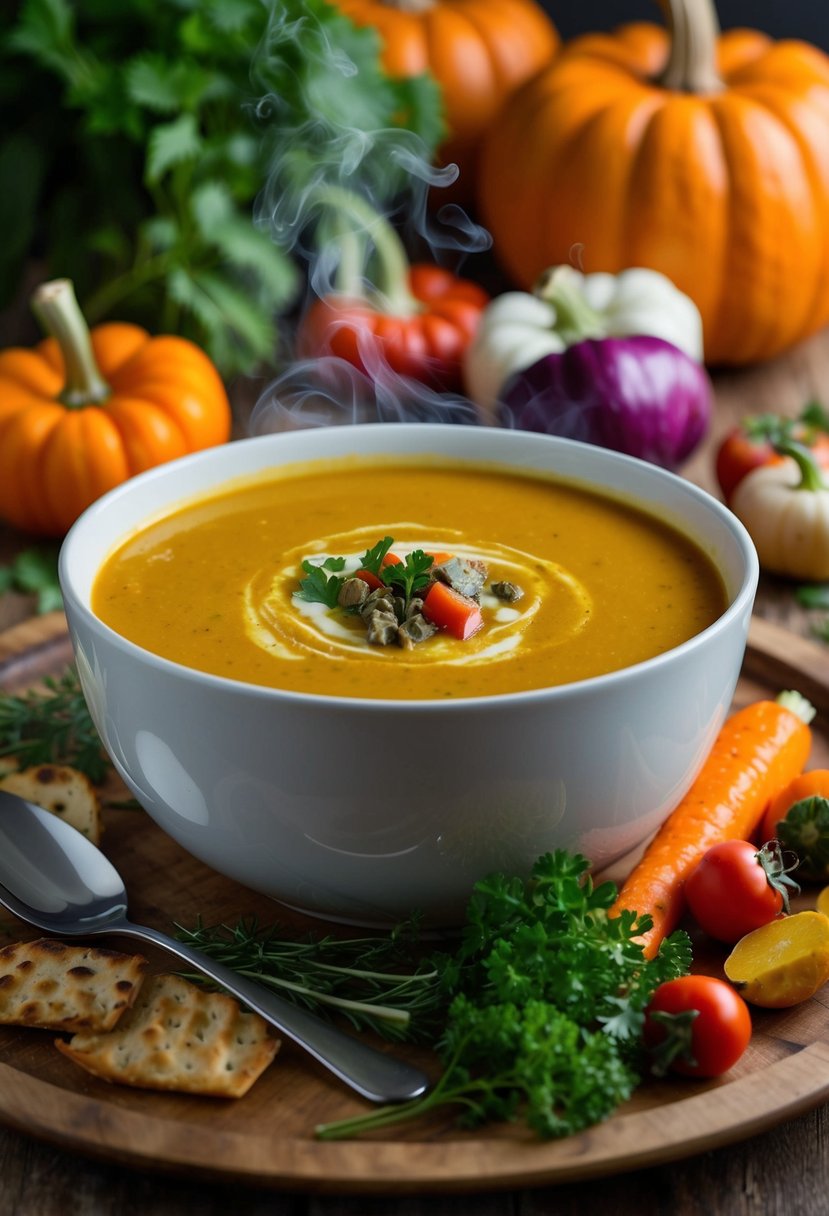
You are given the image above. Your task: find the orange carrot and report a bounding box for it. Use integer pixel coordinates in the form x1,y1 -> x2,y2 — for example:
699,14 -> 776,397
426,551 -> 454,566
422,580 -> 483,640
610,691 -> 815,958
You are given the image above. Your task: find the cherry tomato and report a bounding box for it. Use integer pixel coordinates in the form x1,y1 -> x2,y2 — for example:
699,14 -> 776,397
685,839 -> 792,943
644,976 -> 751,1078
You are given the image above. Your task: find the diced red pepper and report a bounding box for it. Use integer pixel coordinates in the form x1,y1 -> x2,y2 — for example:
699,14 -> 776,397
422,581 -> 483,640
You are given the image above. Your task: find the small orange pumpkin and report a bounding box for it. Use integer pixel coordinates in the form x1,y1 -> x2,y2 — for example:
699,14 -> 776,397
0,280 -> 232,536
478,0 -> 829,365
333,0 -> 559,199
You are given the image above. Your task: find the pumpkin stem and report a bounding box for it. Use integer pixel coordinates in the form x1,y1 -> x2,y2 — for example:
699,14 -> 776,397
377,0 -> 435,11
30,279 -> 111,408
312,185 -> 419,316
774,439 -> 829,493
533,266 -> 606,345
657,0 -> 724,94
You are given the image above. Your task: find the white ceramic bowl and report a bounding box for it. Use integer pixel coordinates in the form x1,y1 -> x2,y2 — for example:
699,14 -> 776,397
60,425 -> 758,926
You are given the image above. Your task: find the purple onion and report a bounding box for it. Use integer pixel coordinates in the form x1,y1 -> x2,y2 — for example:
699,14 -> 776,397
498,335 -> 713,470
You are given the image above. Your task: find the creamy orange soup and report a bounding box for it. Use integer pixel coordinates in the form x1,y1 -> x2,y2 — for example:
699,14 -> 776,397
92,456 -> 727,699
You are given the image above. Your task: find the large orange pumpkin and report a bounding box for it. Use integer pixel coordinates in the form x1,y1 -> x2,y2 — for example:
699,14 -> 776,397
333,0 -> 559,200
478,0 -> 829,366
0,280 -> 232,536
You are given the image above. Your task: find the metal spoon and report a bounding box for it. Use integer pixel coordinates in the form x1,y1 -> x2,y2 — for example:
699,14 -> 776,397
0,790 -> 430,1104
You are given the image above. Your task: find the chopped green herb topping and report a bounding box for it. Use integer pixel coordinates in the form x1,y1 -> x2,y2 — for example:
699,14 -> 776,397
380,549 -> 434,604
296,559 -> 346,608
358,536 -> 395,577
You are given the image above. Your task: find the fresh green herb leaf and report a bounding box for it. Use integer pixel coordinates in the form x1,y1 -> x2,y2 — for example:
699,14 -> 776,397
3,0 -> 444,373
175,915 -> 440,1041
358,537 -> 395,577
317,850 -> 691,1141
176,848 -> 693,1142
0,547 -> 62,614
296,559 -> 345,608
799,400 -> 829,435
381,549 -> 434,603
743,413 -> 794,445
796,584 -> 829,610
0,668 -> 108,782
320,995 -> 636,1143
145,111 -> 202,184
251,0 -> 443,216
742,402 -> 829,449
814,619 -> 829,644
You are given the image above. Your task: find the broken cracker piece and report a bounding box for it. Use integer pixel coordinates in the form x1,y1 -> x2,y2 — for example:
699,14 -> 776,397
56,973 -> 279,1098
0,938 -> 147,1033
0,764 -> 101,843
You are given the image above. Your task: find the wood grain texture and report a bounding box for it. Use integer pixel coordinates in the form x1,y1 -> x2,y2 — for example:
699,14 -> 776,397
0,611 -> 72,690
0,619 -> 828,1200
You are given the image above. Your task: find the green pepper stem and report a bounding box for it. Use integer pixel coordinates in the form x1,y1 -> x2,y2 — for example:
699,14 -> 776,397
533,266 -> 606,345
30,279 -> 111,408
312,184 -> 418,316
775,439 -> 829,493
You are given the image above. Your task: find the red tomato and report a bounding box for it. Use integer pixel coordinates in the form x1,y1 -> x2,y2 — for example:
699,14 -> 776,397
685,839 -> 791,943
644,976 -> 751,1078
297,264 -> 488,393
715,427 -> 779,503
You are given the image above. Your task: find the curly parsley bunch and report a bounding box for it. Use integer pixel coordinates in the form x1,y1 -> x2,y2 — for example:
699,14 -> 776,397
317,851 -> 692,1140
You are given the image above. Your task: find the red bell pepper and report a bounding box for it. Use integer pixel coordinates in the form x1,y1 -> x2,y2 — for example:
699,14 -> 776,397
422,580 -> 483,640
296,187 -> 488,394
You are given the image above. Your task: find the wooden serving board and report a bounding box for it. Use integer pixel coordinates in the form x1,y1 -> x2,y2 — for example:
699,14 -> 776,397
1,613 -> 829,1195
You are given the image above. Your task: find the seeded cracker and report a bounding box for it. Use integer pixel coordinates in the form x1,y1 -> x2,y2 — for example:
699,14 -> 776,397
56,973 -> 280,1097
0,764 -> 101,843
0,939 -> 147,1032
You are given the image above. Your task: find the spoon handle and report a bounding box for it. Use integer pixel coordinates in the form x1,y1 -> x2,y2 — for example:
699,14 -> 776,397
112,919 -> 429,1104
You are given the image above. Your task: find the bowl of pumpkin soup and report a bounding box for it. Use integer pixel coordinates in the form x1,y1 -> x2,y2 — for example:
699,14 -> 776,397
59,425 -> 758,925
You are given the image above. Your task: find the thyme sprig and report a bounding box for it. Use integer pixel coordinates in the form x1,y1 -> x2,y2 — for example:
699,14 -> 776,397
177,852 -> 692,1142
175,916 -> 443,1042
0,668 -> 108,782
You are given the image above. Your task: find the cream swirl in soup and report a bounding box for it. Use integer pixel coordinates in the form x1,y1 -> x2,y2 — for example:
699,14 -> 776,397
242,526 -> 593,668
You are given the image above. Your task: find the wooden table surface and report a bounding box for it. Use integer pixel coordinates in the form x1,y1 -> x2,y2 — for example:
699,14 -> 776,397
2,332 -> 829,1215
